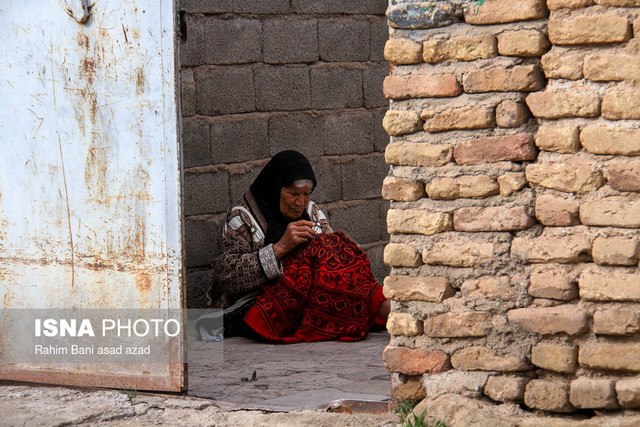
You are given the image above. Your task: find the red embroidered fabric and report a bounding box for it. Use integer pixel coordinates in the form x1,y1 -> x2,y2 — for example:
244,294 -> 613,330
244,232 -> 387,343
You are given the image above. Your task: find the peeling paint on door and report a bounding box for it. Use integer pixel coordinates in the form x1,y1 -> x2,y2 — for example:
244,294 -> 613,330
0,0 -> 184,391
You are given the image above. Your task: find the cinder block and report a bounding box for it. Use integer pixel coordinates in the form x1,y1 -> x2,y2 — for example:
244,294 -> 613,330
210,114 -> 269,164
379,199 -> 390,241
184,171 -> 230,216
194,66 -> 255,115
363,64 -> 389,108
323,110 -> 374,155
185,218 -> 219,268
254,66 -> 311,111
180,15 -> 206,67
181,80 -> 197,117
373,108 -> 389,152
319,19 -> 370,62
329,201 -> 384,244
234,0 -> 289,14
311,66 -> 363,109
309,158 -> 342,203
180,0 -> 233,13
369,17 -> 389,61
263,19 -> 318,64
268,112 -> 324,157
182,118 -> 210,168
229,165 -> 263,202
291,0 -> 343,13
341,154 -> 388,200
344,0 -> 388,14
364,243 -> 389,284
203,18 -> 262,65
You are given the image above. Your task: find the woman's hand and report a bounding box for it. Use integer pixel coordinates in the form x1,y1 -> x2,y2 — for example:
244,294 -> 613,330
273,220 -> 317,259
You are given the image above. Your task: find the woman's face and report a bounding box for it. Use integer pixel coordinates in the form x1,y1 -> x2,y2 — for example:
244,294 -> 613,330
279,183 -> 313,220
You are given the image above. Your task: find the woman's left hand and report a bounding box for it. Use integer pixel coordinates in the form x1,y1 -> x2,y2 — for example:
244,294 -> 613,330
273,220 -> 317,259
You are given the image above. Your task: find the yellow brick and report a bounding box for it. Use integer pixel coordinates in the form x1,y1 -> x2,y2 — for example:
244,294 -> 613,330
382,176 -> 425,202
427,176 -> 499,200
525,161 -> 604,193
602,85 -> 640,120
387,313 -> 423,336
383,276 -> 455,303
421,106 -> 495,132
464,0 -> 548,25
584,53 -> 640,82
382,110 -> 422,136
526,89 -> 600,119
549,13 -> 631,45
387,209 -> 452,235
383,243 -> 422,267
531,342 -> 578,373
535,126 -> 581,153
384,38 -> 423,65
385,143 -> 453,167
541,49 -> 584,80
580,196 -> 640,227
497,30 -> 550,57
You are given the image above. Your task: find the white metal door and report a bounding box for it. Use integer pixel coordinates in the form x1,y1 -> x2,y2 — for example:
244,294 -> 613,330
0,0 -> 184,390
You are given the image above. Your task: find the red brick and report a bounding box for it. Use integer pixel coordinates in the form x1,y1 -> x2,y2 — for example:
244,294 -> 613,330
535,193 -> 580,226
383,74 -> 462,100
454,134 -> 537,166
383,346 -> 451,375
606,158 -> 640,192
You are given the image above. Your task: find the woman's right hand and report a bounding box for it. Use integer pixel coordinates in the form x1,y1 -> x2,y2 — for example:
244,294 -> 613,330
273,220 -> 317,259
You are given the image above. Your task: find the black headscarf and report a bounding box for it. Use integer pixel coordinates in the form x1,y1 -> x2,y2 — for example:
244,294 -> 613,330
249,151 -> 316,245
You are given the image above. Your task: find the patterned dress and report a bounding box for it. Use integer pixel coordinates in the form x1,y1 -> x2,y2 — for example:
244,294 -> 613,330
209,191 -> 331,308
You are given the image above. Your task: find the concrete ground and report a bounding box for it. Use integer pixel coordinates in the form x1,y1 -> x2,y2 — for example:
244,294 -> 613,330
188,331 -> 392,411
0,332 -> 396,426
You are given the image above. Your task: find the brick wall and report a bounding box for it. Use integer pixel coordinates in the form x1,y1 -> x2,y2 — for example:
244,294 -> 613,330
382,0 -> 640,420
179,0 -> 391,308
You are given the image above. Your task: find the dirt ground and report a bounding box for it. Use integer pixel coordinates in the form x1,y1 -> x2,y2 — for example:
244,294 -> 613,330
0,384 -> 399,427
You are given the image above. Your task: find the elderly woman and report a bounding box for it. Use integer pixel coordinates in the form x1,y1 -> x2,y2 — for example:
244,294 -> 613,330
207,150 -> 389,343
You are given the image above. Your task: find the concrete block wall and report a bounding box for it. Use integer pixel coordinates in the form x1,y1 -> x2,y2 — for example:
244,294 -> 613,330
179,0 -> 391,308
382,0 -> 640,420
